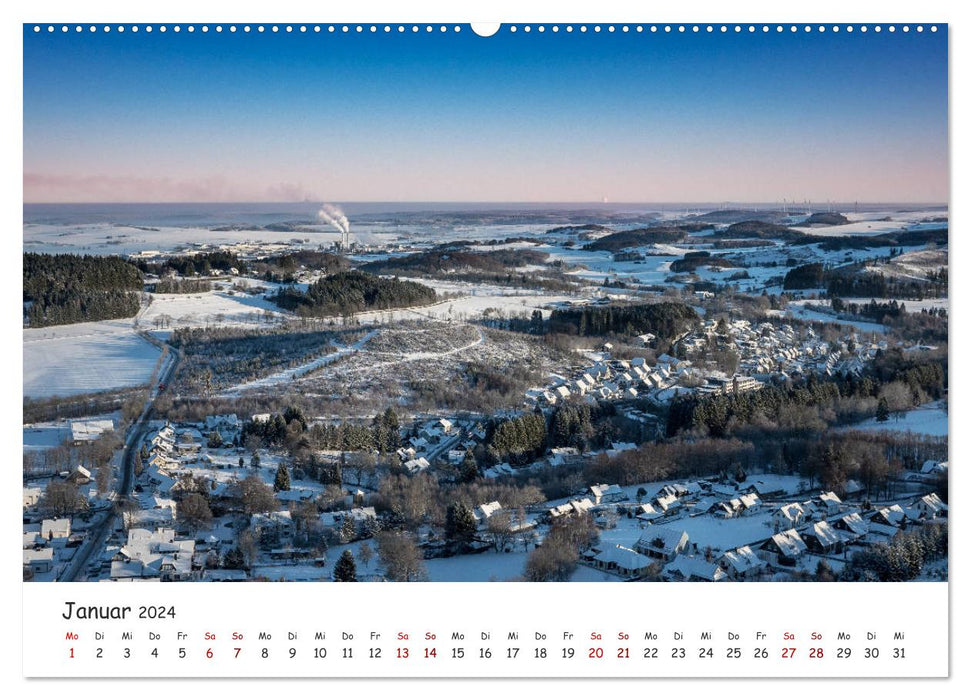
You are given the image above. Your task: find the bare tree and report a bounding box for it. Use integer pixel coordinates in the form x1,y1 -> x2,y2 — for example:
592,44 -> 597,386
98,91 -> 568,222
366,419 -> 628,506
95,464 -> 112,496
376,531 -> 427,581
485,510 -> 514,552
41,481 -> 88,518
235,474 -> 278,515
179,493 -> 213,529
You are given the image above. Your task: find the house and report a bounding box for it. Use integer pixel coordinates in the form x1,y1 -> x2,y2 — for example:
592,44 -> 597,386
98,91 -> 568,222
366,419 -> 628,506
871,504 -> 908,528
569,498 -> 594,514
583,545 -> 654,579
691,496 -> 718,515
68,465 -> 92,484
915,493 -> 947,520
40,518 -> 71,540
864,522 -> 900,545
473,501 -> 503,525
252,511 -> 295,544
547,447 -> 581,468
588,483 -> 625,505
635,503 -> 664,523
738,493 -> 762,516
719,546 -> 766,580
403,457 -> 431,473
920,460 -> 947,476
137,495 -> 177,526
801,520 -> 843,554
634,527 -> 690,562
772,503 -> 805,532
654,494 -> 682,515
23,487 -> 43,510
711,501 -> 738,519
817,491 -> 843,516
742,478 -> 788,499
547,503 -> 575,520
24,548 -> 55,574
275,489 -> 315,504
662,555 -> 727,582
832,512 -> 869,543
70,419 -> 114,444
759,529 -> 808,567
205,414 -> 240,435
110,528 -> 196,581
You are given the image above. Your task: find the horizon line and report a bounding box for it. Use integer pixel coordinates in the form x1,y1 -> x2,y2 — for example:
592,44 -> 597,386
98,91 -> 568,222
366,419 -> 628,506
23,200 -> 950,207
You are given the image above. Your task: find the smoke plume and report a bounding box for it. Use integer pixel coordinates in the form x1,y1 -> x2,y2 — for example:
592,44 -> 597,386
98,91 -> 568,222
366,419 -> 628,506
317,203 -> 349,235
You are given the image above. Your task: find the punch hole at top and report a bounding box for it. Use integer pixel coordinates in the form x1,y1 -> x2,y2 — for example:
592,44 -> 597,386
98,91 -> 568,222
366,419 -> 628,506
471,23 -> 501,37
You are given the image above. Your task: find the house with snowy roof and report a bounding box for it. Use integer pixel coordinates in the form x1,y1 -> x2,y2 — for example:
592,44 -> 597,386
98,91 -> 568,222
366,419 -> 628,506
915,493 -> 947,520
759,529 -> 808,567
662,555 -> 727,582
738,493 -> 763,516
473,501 -> 503,524
588,483 -> 625,505
634,527 -> 690,562
40,518 -> 71,541
24,547 -> 55,575
772,503 -> 805,532
110,528 -> 196,581
871,504 -> 908,529
583,545 -> 655,579
403,457 -> 431,474
832,512 -> 869,543
720,546 -> 767,580
817,491 -> 843,516
801,520 -> 844,555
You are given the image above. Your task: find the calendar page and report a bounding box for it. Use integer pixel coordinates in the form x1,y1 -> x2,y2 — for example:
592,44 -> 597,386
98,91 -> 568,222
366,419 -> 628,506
17,2 -> 954,688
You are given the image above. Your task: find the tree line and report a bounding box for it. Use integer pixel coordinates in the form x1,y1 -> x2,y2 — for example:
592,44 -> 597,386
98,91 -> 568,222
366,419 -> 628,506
136,251 -> 247,277
152,278 -> 213,294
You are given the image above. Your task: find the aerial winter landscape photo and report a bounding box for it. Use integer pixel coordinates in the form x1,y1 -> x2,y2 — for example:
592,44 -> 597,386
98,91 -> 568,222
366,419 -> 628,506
22,25 -> 947,584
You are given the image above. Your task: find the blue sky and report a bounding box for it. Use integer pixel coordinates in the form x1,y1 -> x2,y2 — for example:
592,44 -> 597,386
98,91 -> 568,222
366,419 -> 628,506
23,24 -> 948,202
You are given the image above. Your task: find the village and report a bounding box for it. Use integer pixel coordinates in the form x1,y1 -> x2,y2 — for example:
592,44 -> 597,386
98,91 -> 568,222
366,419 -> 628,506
525,318 -> 892,411
23,402 -> 948,583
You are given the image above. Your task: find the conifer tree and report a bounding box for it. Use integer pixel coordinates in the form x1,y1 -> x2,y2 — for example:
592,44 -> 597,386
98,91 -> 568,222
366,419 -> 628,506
274,464 -> 291,491
333,549 -> 357,582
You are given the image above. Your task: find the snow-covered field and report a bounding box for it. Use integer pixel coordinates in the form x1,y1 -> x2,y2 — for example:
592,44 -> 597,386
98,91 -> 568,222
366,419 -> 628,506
790,209 -> 947,237
23,319 -> 161,398
769,302 -> 887,334
844,400 -> 948,437
841,297 -> 949,313
140,290 -> 291,332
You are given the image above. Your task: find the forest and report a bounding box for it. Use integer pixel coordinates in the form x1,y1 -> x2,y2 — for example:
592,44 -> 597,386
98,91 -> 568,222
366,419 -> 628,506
23,252 -> 142,326
271,270 -> 437,317
547,301 -> 699,340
